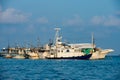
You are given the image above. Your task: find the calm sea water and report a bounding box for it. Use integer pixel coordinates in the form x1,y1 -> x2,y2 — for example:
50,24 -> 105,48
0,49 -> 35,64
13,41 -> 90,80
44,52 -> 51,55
0,56 -> 120,80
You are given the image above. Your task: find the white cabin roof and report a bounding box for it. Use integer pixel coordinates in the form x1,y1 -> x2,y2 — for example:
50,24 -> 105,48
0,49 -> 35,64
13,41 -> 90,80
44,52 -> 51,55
68,43 -> 96,48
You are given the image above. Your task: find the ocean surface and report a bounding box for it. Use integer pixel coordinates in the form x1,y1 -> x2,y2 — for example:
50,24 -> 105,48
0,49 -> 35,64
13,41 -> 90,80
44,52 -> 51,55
0,56 -> 120,80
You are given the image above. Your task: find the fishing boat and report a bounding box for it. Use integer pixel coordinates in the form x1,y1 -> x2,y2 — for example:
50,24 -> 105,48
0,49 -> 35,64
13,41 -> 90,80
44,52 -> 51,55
0,48 -> 8,57
2,47 -> 13,58
45,28 -> 93,59
4,54 -> 12,58
45,28 -> 114,60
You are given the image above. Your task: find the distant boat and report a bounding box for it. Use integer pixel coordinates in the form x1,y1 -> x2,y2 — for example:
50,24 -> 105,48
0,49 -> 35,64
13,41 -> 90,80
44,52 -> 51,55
4,54 -> 12,58
0,48 -> 9,57
12,54 -> 25,59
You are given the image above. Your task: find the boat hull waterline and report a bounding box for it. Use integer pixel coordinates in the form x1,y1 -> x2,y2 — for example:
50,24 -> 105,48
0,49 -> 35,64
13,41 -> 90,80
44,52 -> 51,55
46,54 -> 92,60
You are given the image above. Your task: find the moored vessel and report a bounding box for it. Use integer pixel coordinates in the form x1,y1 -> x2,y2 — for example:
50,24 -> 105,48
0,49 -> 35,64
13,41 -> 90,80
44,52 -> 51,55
45,28 -> 93,60
45,28 -> 114,60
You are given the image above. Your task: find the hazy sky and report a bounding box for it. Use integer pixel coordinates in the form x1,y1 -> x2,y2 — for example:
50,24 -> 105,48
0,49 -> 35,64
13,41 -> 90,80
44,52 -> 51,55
0,0 -> 120,55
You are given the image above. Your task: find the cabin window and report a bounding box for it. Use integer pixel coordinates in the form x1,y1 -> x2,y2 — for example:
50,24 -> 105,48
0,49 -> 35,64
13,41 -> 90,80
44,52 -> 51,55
58,50 -> 60,52
66,50 -> 69,52
2,49 -> 5,51
58,40 -> 60,42
51,53 -> 54,55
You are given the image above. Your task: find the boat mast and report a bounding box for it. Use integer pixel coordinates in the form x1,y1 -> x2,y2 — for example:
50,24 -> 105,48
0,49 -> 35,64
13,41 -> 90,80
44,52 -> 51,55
7,39 -> 10,54
37,37 -> 41,48
53,28 -> 61,58
91,33 -> 95,49
54,28 -> 61,45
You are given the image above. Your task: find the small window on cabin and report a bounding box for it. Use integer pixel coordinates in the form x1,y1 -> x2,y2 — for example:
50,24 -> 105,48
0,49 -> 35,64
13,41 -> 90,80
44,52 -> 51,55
58,40 -> 60,42
51,53 -> 54,55
58,50 -> 60,52
2,49 -> 5,51
66,50 -> 69,52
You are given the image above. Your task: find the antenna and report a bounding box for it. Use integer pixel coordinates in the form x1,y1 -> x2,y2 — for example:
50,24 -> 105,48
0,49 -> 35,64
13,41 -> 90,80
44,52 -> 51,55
54,28 -> 61,45
37,37 -> 41,48
54,28 -> 61,36
7,39 -> 10,54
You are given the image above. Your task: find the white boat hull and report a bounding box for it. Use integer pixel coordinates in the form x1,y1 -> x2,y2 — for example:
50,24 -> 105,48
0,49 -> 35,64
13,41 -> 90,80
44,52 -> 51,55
4,54 -> 12,58
13,55 -> 25,59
